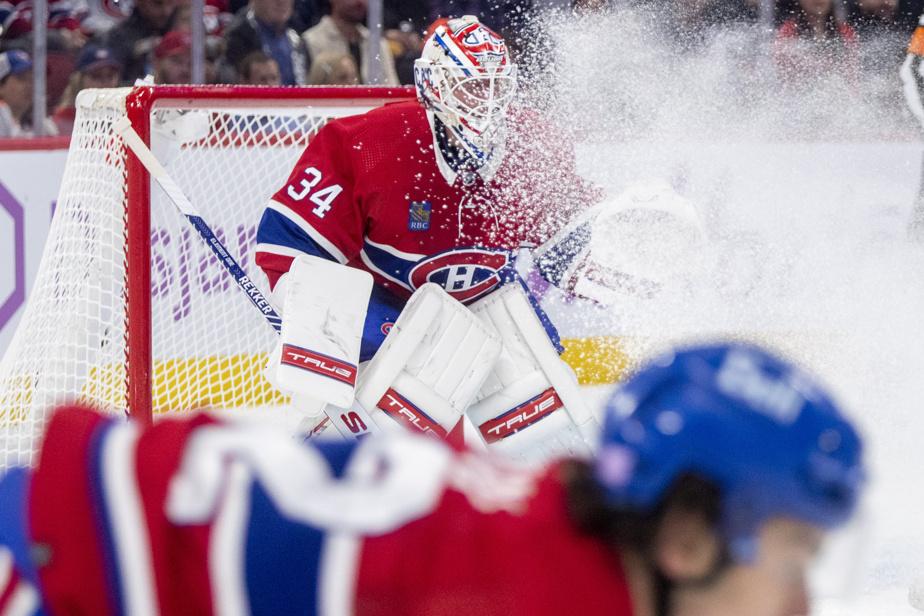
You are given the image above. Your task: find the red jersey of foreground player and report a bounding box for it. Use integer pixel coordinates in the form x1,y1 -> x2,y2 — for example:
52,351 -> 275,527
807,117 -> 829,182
7,343 -> 864,616
24,406 -> 633,616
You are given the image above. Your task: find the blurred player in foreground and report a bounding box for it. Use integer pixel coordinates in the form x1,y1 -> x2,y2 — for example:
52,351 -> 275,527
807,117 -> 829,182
0,342 -> 864,615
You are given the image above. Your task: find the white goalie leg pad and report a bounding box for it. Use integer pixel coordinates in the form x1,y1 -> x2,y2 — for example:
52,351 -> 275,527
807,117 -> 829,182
273,255 -> 373,408
466,284 -> 600,463
328,283 -> 502,440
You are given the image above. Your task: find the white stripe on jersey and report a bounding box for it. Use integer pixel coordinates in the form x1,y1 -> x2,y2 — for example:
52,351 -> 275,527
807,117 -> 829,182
265,199 -> 349,264
317,533 -> 360,616
169,426 -> 452,533
101,423 -> 160,616
0,548 -> 11,599
253,242 -> 314,261
210,462 -> 253,616
363,237 -> 426,262
3,581 -> 39,616
0,547 -> 36,616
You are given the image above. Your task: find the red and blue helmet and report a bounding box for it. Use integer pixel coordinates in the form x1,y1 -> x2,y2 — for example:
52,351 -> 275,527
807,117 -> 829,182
596,343 -> 865,562
414,16 -> 517,165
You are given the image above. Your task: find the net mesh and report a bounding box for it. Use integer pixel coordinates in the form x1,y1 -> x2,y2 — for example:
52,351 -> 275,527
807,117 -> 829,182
0,86 -> 396,468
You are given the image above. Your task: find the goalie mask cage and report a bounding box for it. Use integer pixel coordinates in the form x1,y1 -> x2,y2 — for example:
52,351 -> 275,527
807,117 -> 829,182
0,85 -> 415,468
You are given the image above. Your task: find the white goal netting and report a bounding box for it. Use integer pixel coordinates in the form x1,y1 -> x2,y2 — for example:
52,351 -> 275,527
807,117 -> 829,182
0,86 -> 406,468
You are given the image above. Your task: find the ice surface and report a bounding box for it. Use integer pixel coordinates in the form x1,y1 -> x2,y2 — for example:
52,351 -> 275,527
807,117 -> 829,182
530,6 -> 924,613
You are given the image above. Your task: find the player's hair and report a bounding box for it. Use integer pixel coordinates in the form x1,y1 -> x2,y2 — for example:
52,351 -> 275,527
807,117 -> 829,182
561,459 -> 728,615
561,458 -> 722,554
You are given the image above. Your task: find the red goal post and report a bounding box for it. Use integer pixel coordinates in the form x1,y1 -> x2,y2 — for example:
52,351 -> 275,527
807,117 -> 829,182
0,85 -> 415,468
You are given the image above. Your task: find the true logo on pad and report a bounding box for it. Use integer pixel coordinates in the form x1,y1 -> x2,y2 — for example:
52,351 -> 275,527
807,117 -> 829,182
280,344 -> 357,386
377,388 -> 447,437
479,388 -> 564,443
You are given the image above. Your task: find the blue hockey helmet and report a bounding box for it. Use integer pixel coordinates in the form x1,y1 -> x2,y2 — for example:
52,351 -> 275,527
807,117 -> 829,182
595,343 -> 865,562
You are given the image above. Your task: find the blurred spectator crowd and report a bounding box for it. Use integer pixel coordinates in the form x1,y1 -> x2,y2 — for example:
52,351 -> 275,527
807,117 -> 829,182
0,0 -> 922,136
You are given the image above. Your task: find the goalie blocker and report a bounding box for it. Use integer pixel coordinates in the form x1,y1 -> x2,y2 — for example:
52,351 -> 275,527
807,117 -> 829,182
274,255 -> 373,408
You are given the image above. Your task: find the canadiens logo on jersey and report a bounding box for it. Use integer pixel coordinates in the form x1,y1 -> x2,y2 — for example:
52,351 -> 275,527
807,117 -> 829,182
409,248 -> 510,303
408,201 -> 432,231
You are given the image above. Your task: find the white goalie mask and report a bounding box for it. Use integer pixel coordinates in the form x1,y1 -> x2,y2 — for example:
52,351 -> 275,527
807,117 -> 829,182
414,16 -> 517,166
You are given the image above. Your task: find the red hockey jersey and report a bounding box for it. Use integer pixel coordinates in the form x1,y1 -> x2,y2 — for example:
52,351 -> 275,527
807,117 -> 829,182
13,407 -> 634,616
255,100 -> 600,304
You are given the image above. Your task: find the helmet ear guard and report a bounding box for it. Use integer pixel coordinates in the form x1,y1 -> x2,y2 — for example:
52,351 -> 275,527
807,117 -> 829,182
596,343 -> 866,564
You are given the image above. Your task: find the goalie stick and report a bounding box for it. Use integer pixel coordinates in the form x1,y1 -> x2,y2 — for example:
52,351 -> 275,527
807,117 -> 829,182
114,118 -> 344,431
115,117 -> 283,335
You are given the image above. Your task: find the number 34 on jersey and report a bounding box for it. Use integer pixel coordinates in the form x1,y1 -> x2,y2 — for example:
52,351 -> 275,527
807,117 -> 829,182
286,166 -> 343,219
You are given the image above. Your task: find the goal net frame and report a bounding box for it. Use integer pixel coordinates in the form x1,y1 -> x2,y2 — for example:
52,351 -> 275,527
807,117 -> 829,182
0,84 -> 415,467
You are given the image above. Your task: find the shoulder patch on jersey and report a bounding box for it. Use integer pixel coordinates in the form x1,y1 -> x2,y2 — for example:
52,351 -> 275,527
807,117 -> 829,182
408,248 -> 510,303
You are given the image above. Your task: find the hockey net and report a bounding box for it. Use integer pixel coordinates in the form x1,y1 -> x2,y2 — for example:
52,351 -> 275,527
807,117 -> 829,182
0,85 -> 414,468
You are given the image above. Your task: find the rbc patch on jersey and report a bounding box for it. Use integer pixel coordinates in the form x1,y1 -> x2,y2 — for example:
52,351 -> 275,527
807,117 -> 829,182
408,201 -> 432,231
409,248 -> 510,303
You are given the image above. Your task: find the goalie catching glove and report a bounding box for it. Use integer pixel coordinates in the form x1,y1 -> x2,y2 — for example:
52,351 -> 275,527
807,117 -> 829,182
532,181 -> 706,306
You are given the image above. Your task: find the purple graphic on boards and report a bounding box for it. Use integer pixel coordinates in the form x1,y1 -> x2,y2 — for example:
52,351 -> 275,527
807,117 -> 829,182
151,223 -> 258,322
0,180 -> 25,332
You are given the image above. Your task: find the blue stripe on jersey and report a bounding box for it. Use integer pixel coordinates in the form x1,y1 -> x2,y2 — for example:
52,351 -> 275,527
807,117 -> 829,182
256,207 -> 337,262
243,438 -> 367,614
360,240 -> 417,287
360,284 -> 405,361
87,421 -> 125,616
0,468 -> 45,611
245,481 -> 324,616
311,441 -> 360,479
